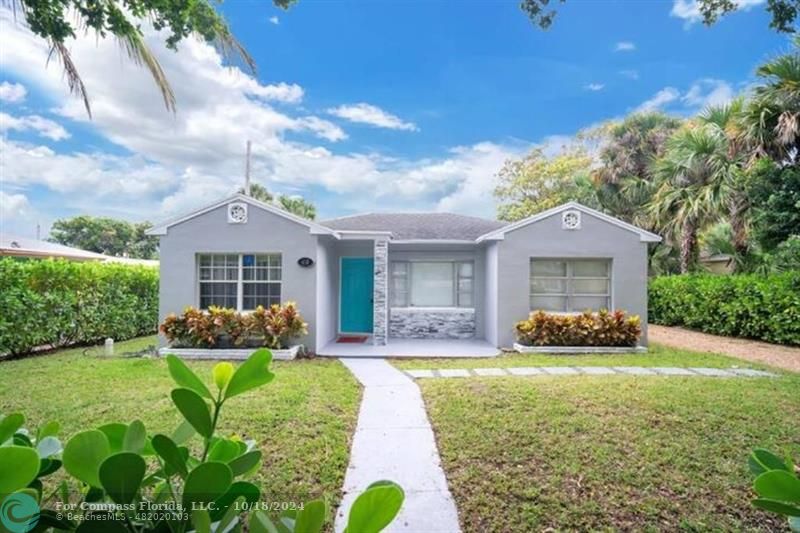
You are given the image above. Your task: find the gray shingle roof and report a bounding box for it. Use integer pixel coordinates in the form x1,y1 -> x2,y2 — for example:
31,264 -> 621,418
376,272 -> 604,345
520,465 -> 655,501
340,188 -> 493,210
319,213 -> 507,240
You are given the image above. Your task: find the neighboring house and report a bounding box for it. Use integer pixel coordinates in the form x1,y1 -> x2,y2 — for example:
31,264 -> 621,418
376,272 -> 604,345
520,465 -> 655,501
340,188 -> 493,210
147,194 -> 660,352
0,234 -> 158,266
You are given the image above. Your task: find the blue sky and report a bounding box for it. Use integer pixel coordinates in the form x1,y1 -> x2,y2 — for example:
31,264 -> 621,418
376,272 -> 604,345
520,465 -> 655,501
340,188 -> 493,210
0,0 -> 790,238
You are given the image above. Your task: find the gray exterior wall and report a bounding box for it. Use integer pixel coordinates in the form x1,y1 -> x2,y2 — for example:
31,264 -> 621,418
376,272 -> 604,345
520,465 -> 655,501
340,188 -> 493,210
387,244 -> 486,340
315,236 -> 338,350
484,242 -> 499,346
494,211 -> 650,348
157,204 -> 319,350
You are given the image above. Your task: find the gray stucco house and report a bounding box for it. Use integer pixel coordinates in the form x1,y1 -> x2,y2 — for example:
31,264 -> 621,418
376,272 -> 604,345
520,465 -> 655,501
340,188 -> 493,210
147,194 -> 660,354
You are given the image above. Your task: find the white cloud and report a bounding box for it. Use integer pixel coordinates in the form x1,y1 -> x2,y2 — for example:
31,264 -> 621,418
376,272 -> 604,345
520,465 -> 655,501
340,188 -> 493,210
252,82 -> 303,103
0,190 -> 31,219
0,81 -> 26,103
269,16 -> 279,25
682,78 -> 734,109
636,87 -> 681,112
619,69 -> 640,80
614,41 -> 636,52
0,11 -> 531,225
671,0 -> 765,24
0,189 -> 40,237
635,79 -> 734,114
584,83 -> 605,91
0,112 -> 70,140
327,103 -> 418,131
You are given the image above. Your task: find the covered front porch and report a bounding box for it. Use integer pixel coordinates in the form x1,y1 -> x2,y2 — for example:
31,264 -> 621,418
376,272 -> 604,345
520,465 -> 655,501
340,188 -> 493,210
315,233 -> 499,356
317,337 -> 501,358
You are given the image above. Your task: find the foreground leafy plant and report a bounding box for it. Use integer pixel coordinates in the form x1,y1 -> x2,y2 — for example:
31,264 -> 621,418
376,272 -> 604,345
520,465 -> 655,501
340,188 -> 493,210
0,349 -> 402,532
160,303 -> 308,350
748,448 -> 800,532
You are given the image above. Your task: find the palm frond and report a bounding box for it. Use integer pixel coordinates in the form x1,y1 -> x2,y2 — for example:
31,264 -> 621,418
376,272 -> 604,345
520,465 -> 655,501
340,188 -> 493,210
117,26 -> 176,113
47,40 -> 92,118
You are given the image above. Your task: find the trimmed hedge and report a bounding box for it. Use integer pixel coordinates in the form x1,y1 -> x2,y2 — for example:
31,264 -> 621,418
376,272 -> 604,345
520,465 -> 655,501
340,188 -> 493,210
0,258 -> 158,356
649,272 -> 800,346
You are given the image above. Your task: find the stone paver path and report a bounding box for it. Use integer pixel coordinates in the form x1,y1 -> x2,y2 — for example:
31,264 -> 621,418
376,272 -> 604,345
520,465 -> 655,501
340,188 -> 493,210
336,358 -> 460,533
650,324 -> 800,373
404,366 -> 777,379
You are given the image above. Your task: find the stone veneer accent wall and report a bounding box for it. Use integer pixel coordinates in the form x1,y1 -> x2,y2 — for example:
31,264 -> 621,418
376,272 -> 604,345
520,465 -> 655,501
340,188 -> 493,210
389,308 -> 476,339
372,239 -> 388,345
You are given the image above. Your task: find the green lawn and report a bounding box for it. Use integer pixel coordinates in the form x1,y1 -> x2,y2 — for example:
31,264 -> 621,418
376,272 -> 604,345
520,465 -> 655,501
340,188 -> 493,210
391,342 -> 775,371
0,336 -> 361,510
420,373 -> 800,532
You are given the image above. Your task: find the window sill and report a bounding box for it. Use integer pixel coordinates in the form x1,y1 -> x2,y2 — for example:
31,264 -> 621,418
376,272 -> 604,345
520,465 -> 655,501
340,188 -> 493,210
390,307 -> 475,313
529,310 -> 604,316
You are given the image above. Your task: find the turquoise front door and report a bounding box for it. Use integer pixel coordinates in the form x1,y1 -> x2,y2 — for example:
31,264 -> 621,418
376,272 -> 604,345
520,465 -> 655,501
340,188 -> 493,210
340,257 -> 374,333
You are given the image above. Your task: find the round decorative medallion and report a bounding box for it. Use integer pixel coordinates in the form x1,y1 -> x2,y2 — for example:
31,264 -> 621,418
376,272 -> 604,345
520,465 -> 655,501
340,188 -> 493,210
562,210 -> 581,230
228,202 -> 248,224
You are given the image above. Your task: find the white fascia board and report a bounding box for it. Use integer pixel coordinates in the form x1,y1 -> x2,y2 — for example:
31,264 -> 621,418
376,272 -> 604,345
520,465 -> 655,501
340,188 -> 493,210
475,202 -> 662,243
146,193 -> 337,237
390,239 -> 478,245
336,230 -> 394,240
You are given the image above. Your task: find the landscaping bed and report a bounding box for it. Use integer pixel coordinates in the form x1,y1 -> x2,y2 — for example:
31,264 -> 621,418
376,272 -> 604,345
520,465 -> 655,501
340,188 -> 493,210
420,372 -> 800,531
0,335 -> 362,508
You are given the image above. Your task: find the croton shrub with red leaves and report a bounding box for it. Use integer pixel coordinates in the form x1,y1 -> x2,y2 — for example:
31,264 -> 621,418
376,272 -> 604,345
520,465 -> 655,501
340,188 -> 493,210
160,302 -> 307,349
515,309 -> 641,347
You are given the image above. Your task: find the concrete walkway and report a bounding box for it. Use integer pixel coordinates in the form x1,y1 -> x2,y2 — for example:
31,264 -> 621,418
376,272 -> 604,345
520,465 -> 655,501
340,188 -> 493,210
404,366 -> 777,379
335,358 -> 460,533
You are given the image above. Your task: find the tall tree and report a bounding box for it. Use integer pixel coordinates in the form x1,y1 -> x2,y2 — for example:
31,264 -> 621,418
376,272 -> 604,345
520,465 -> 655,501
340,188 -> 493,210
588,113 -> 683,229
494,147 -> 595,222
747,158 -> 800,251
240,183 -> 273,203
278,196 -> 317,220
9,0 -> 294,116
520,0 -> 800,33
650,124 -> 738,273
49,215 -> 158,259
697,99 -> 753,257
741,39 -> 800,164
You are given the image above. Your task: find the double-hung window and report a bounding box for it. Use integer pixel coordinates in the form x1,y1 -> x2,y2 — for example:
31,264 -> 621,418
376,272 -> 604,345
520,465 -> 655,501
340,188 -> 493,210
529,259 -> 610,312
390,261 -> 474,308
198,253 -> 281,310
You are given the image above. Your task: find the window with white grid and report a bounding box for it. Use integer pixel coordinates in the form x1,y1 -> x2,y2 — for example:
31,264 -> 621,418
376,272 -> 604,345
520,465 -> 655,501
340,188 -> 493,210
529,259 -> 610,312
198,253 -> 281,310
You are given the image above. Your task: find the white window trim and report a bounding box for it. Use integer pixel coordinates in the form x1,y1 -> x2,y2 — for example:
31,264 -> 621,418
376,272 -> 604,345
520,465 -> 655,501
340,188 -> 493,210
529,258 -> 613,313
390,260 -> 474,309
197,253 -> 282,311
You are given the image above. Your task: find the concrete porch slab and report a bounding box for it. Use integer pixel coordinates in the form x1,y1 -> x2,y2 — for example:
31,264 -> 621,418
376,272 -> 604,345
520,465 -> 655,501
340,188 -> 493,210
318,337 -> 501,358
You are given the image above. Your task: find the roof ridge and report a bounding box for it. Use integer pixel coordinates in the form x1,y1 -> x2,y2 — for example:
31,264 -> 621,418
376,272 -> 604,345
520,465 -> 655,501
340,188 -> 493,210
322,211 -> 503,222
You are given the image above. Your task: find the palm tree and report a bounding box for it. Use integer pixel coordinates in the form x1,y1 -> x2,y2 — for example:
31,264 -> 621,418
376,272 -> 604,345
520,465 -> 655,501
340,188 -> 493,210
650,125 -> 735,273
239,183 -> 316,220
589,112 -> 682,229
698,100 -> 752,257
741,39 -> 800,163
10,0 -> 258,116
278,196 -> 317,220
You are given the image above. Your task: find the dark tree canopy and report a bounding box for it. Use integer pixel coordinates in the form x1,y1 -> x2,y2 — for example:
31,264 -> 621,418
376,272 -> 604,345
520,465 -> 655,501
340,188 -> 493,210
748,159 -> 800,251
520,0 -> 800,32
49,215 -> 159,259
